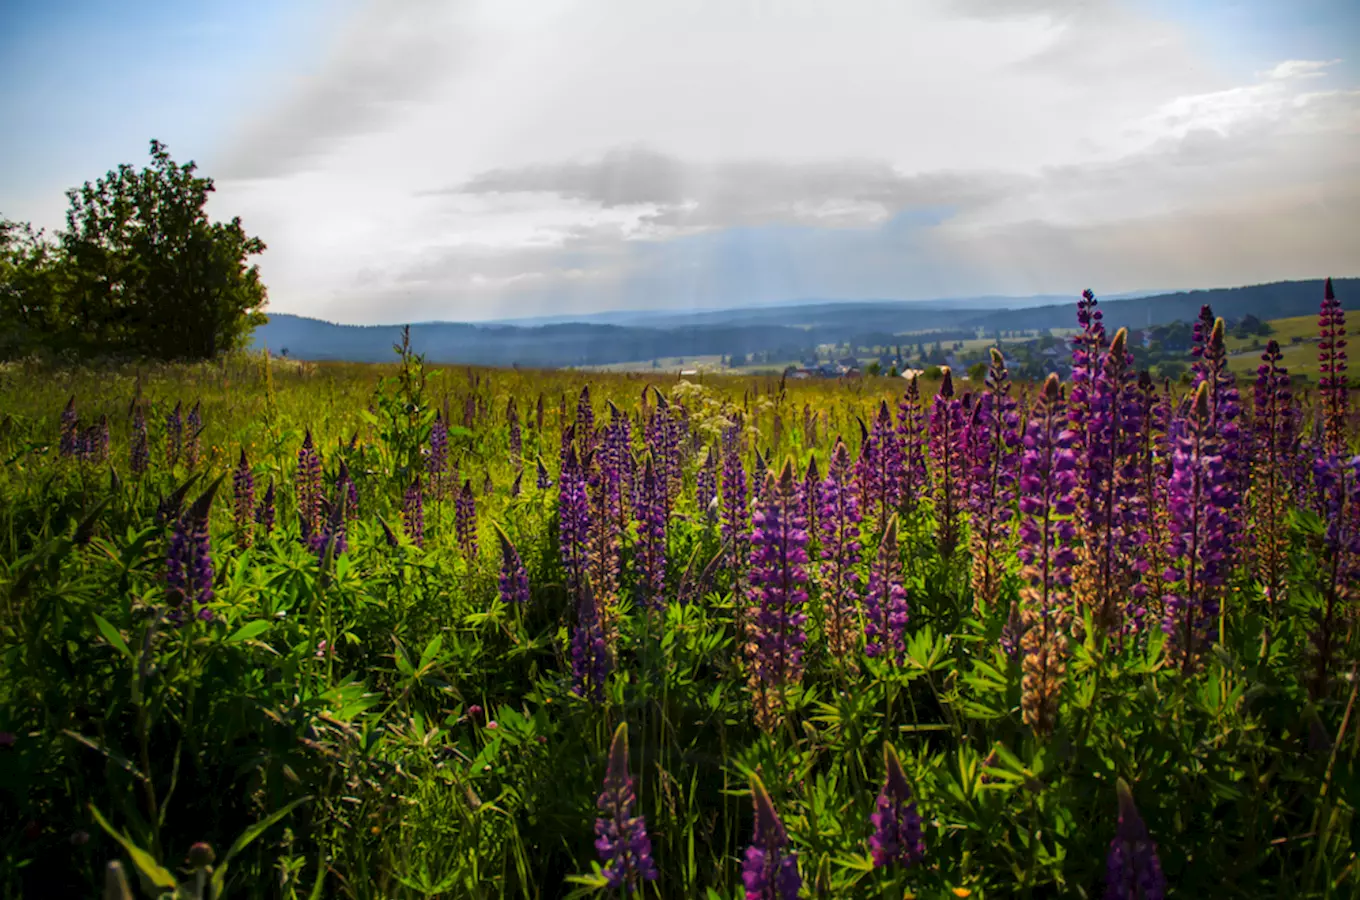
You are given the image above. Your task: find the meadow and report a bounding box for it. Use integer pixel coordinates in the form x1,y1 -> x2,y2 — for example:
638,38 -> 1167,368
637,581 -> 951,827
1,287 -> 1358,899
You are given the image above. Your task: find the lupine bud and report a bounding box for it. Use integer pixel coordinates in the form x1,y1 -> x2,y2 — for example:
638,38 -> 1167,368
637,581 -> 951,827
456,478 -> 478,559
129,405 -> 149,476
495,524 -> 530,605
403,477 -> 425,548
1105,780 -> 1166,900
870,743 -> 925,869
929,368 -> 966,558
571,584 -> 610,702
166,401 -> 183,468
166,477 -> 221,624
296,430 -> 323,540
594,723 -> 659,891
742,775 -> 801,900
255,478 -> 276,535
507,397 -> 522,457
185,401 -> 202,470
233,449 -> 255,544
864,515 -> 908,664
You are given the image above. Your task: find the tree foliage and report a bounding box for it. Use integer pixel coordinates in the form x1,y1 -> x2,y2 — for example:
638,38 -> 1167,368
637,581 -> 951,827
0,140 -> 267,360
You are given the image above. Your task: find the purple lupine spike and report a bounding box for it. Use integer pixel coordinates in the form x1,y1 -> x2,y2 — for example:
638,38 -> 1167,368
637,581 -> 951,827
636,456 -> 667,610
1017,374 -> 1077,736
309,490 -> 349,564
130,405 -> 149,477
1162,382 -> 1236,674
818,438 -> 864,666
403,477 -> 425,548
576,386 -> 596,455
721,441 -> 753,641
1189,303 -> 1216,385
896,375 -> 929,515
864,515 -> 909,664
559,445 -> 589,598
594,723 -> 658,891
507,397 -> 522,457
752,447 -> 769,504
856,400 -> 904,533
1105,780 -> 1166,900
510,467 -> 523,497
428,412 -> 449,500
59,396 -> 79,458
455,478 -> 478,560
646,396 -> 679,514
571,584 -> 611,701
166,401 -> 183,468
604,402 -> 634,539
928,368 -> 966,558
870,742 -> 925,869
742,775 -> 801,900
166,479 -> 220,624
748,460 -> 810,731
536,455 -> 552,490
1069,289 -> 1108,461
968,349 -> 1021,614
1319,277 -> 1349,456
1308,453 -> 1360,697
697,445 -> 718,522
1251,339 -> 1295,607
255,478 -> 276,536
233,449 -> 255,543
560,422 -> 578,488
801,455 -> 820,550
1078,329 -> 1146,640
296,430 -> 323,541
584,448 -> 622,630
185,401 -> 202,470
494,524 -> 530,605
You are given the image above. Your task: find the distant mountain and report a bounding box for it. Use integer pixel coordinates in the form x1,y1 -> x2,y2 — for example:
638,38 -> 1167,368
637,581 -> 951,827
252,278 -> 1356,368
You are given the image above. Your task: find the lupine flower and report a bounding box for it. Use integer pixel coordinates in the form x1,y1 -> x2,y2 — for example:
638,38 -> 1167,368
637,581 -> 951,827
1068,289 -> 1108,464
1318,277 -> 1349,456
129,405 -> 149,477
255,478 -> 276,536
560,445 -> 589,598
510,467 -> 523,497
697,446 -> 718,519
507,397 -> 522,457
636,456 -> 668,610
184,402 -> 202,470
166,478 -> 221,624
647,395 -> 682,514
428,413 -> 449,499
456,478 -> 478,559
742,775 -> 801,900
296,430 -> 323,540
166,401 -> 183,468
1251,340 -> 1295,606
309,472 -> 351,564
403,477 -> 425,548
1017,375 -> 1077,736
536,455 -> 552,490
571,584 -> 611,702
1308,453 -> 1360,697
1162,382 -> 1235,674
801,454 -> 820,552
493,523 -> 530,605
857,400 -> 904,533
584,449 -> 622,631
967,349 -> 1022,613
604,402 -> 635,533
870,742 -> 925,869
233,449 -> 255,543
752,447 -> 769,504
818,438 -> 863,666
576,386 -> 596,455
594,723 -> 658,892
748,460 -> 810,731
59,396 -> 79,457
1105,780 -> 1166,900
929,368 -> 966,558
896,376 -> 929,515
1189,303 -> 1217,386
864,515 -> 908,664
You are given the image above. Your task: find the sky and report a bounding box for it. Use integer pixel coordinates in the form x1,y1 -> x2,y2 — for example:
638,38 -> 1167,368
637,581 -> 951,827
1,0 -> 1357,324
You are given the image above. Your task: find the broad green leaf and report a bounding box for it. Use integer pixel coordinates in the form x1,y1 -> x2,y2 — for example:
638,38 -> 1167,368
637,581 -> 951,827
88,803 -> 177,891
92,614 -> 133,660
228,620 -> 271,643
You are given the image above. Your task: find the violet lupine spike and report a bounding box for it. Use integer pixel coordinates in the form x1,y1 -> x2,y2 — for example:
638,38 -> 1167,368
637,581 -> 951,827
1162,382 -> 1235,675
856,400 -> 905,534
604,402 -> 634,537
403,477 -> 425,548
559,445 -> 590,598
166,401 -> 183,468
593,723 -> 658,892
697,446 -> 718,522
1251,340 -> 1295,607
129,406 -> 149,477
1068,289 -> 1108,462
255,478 -> 276,536
870,742 -> 926,870
747,460 -> 810,732
507,397 -> 522,457
1105,780 -> 1167,900
1189,303 -> 1217,386
1077,329 -> 1145,640
1307,453 -> 1360,698
742,775 -> 801,900
864,515 -> 909,664
584,448 -> 622,632
928,367 -> 966,559
296,430 -> 323,541
455,478 -> 479,560
166,478 -> 221,624
818,438 -> 864,667
576,386 -> 596,455
232,449 -> 255,543
428,413 -> 449,500
967,349 -> 1022,614
536,455 -> 552,490
185,402 -> 202,470
1319,277 -> 1349,457
752,447 -> 769,505
494,524 -> 530,605
636,456 -> 668,611
59,396 -> 79,458
1200,320 -> 1247,533
801,454 -> 820,551
896,375 -> 929,514
571,584 -> 611,702
1017,374 -> 1077,737
721,443 -> 753,618
510,468 -> 523,497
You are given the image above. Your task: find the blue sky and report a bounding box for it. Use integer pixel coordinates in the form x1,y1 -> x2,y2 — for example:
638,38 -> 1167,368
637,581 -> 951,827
2,0 -> 1357,323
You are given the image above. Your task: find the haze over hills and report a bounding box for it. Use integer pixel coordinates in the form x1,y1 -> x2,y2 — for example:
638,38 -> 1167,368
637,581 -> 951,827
253,279 -> 1358,369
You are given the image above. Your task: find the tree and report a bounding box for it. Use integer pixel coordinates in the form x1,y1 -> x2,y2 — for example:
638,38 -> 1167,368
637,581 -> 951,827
6,140 -> 268,360
0,221 -> 63,356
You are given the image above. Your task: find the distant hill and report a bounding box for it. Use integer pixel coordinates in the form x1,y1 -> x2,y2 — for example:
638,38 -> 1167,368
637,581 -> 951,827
253,278 -> 1358,368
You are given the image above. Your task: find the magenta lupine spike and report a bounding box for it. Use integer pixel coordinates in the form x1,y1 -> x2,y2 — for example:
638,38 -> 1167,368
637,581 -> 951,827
495,524 -> 530,605
697,446 -> 718,522
1017,375 -> 1077,736
428,412 -> 449,499
929,368 -> 966,558
818,438 -> 864,666
1319,277 -> 1349,456
507,397 -> 522,457
576,386 -> 596,455
1105,780 -> 1167,900
59,396 -> 79,458
742,775 -> 801,900
1078,329 -> 1146,640
967,349 -> 1022,613
233,449 -> 255,542
166,401 -> 183,468
1162,382 -> 1236,674
130,405 -> 149,476
896,375 -> 929,514
255,478 -> 276,536
636,457 -> 668,610
864,515 -> 909,664
185,401 -> 202,470
870,742 -> 925,870
403,477 -> 425,548
455,478 -> 478,560
594,723 -> 658,891
748,460 -> 810,731
559,445 -> 589,597
1251,340 -> 1295,606
296,430 -> 323,540
857,400 -> 905,533
1308,453 -> 1360,697
571,584 -> 611,702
